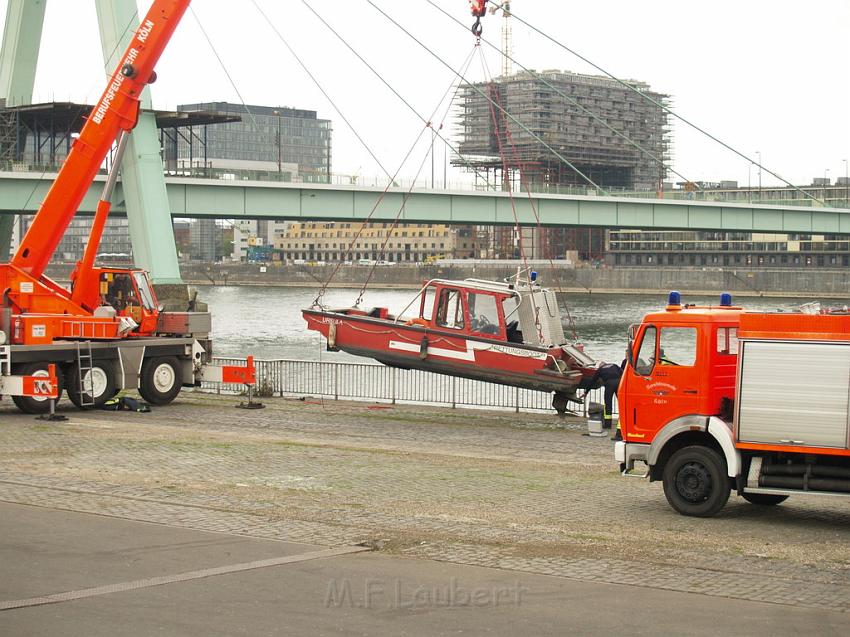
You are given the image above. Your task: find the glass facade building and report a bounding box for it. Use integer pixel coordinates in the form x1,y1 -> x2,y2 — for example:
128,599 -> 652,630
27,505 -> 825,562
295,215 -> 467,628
175,102 -> 332,182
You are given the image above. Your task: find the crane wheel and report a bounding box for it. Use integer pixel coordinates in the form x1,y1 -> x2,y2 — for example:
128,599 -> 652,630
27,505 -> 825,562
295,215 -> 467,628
67,361 -> 116,409
11,362 -> 65,415
138,356 -> 182,405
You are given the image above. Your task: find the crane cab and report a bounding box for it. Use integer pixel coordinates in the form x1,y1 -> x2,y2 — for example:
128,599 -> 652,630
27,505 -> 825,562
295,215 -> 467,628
94,267 -> 161,335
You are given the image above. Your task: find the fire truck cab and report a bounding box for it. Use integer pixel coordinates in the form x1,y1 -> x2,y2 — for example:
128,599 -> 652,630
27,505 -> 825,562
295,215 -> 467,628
616,292 -> 850,517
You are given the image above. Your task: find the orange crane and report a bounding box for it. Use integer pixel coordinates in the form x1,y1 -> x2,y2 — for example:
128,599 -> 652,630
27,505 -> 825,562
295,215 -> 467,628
0,0 -> 257,414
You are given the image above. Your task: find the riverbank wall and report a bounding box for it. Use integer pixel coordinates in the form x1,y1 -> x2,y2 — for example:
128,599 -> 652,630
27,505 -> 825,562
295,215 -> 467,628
45,262 -> 850,299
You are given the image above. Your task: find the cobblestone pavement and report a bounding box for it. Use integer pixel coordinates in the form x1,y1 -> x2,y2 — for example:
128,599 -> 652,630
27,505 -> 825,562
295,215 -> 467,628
1,393 -> 849,613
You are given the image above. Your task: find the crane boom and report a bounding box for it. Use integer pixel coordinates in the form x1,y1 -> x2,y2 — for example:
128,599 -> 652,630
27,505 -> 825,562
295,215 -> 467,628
11,0 -> 191,278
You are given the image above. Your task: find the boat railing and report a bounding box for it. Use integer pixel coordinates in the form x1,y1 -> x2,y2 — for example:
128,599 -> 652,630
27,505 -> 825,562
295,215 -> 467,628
201,357 -> 617,417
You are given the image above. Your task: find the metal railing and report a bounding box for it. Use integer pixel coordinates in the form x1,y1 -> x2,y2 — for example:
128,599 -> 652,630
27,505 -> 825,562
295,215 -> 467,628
202,357 -> 615,416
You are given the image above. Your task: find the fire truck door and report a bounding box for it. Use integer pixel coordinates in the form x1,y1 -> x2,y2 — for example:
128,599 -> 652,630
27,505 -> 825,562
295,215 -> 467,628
628,325 -> 701,437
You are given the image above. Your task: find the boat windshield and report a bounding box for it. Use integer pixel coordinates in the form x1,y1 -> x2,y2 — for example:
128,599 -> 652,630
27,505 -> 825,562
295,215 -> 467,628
469,292 -> 500,334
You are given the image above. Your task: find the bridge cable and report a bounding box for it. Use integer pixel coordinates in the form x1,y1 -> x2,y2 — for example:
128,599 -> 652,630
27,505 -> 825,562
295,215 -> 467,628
364,0 -> 607,194
190,6 -> 261,132
250,0 -> 393,181
300,0 -> 495,189
481,0 -> 825,206
426,0 -> 697,193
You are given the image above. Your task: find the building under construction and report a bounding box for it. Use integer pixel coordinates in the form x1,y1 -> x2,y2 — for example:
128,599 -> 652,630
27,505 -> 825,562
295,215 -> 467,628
455,70 -> 671,259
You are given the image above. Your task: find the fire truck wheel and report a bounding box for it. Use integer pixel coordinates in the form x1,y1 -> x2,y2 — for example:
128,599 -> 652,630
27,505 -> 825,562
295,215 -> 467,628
67,361 -> 116,409
662,445 -> 730,517
11,362 -> 65,415
139,356 -> 182,405
742,493 -> 789,506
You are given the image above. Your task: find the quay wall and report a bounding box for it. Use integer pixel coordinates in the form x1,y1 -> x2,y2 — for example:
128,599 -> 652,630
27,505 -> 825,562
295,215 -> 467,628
45,262 -> 850,299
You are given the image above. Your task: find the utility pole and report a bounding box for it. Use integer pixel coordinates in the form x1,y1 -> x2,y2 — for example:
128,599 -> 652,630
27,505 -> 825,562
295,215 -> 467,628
756,150 -> 762,202
844,159 -> 848,207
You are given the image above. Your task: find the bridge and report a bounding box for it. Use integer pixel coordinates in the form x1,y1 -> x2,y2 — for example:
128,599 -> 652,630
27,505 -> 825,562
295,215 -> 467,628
3,171 -> 850,235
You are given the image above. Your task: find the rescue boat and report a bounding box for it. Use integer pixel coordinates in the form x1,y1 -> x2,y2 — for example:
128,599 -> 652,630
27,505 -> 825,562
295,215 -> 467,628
302,274 -> 601,412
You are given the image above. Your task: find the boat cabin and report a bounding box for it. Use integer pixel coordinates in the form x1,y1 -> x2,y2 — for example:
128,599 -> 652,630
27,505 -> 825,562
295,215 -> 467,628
403,278 -> 568,348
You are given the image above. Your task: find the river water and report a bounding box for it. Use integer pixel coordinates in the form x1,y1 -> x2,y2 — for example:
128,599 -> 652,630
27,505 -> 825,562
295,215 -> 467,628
199,285 -> 809,365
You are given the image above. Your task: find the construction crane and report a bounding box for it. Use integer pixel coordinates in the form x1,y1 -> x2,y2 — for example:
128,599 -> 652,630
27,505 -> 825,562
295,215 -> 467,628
499,1 -> 513,77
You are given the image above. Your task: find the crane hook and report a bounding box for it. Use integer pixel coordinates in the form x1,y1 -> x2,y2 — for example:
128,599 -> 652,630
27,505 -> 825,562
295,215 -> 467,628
470,0 -> 487,36
471,16 -> 483,36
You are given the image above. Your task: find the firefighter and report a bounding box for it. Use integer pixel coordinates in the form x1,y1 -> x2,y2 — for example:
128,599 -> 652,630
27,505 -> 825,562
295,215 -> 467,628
589,361 -> 624,437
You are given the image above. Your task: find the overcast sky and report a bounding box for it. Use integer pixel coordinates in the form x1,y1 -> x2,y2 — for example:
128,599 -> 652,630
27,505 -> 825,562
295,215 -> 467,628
3,0 -> 849,188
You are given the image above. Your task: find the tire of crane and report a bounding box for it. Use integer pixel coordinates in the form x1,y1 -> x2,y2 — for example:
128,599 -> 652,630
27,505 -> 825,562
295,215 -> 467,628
662,445 -> 731,517
138,356 -> 182,406
742,493 -> 789,506
67,361 -> 116,409
11,362 -> 65,415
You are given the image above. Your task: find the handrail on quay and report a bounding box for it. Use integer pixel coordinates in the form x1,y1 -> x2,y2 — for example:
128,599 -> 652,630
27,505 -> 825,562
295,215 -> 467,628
203,357 -> 615,417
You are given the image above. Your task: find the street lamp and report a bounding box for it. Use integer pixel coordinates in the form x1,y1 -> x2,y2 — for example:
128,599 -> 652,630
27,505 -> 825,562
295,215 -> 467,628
756,150 -> 762,202
843,159 -> 848,207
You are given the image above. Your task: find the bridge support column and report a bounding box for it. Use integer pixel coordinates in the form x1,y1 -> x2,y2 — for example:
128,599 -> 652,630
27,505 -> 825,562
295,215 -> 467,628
95,0 -> 182,284
0,0 -> 46,259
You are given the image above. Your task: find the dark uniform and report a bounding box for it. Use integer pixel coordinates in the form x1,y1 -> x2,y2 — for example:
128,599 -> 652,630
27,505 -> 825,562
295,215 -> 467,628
589,362 -> 623,431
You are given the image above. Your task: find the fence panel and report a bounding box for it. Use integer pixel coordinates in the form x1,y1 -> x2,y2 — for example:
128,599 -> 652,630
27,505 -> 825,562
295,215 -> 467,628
204,357 -> 617,416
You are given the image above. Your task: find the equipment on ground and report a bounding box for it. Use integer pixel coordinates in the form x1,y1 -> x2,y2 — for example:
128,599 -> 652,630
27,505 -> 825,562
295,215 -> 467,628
615,291 -> 850,516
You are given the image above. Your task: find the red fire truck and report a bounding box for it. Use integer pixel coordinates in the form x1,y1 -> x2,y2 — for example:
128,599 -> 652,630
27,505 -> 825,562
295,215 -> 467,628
615,291 -> 850,516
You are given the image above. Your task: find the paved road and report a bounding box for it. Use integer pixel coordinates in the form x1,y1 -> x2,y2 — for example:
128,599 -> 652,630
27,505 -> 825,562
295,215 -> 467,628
2,503 -> 848,637
0,393 -> 849,628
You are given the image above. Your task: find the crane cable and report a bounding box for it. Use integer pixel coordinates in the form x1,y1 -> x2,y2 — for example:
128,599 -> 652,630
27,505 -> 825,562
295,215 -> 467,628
482,0 -> 826,206
477,48 -> 580,340
427,0 -> 697,192
351,45 -> 479,308
300,0 -> 496,190
365,0 -> 607,194
307,44 -> 480,309
476,46 -> 548,344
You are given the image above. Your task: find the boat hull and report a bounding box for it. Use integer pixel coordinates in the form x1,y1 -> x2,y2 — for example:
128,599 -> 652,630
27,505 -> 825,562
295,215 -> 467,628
303,308 -> 595,397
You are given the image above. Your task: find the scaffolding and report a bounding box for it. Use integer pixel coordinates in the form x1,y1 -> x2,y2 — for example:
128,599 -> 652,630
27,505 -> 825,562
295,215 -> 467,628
455,70 -> 671,259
